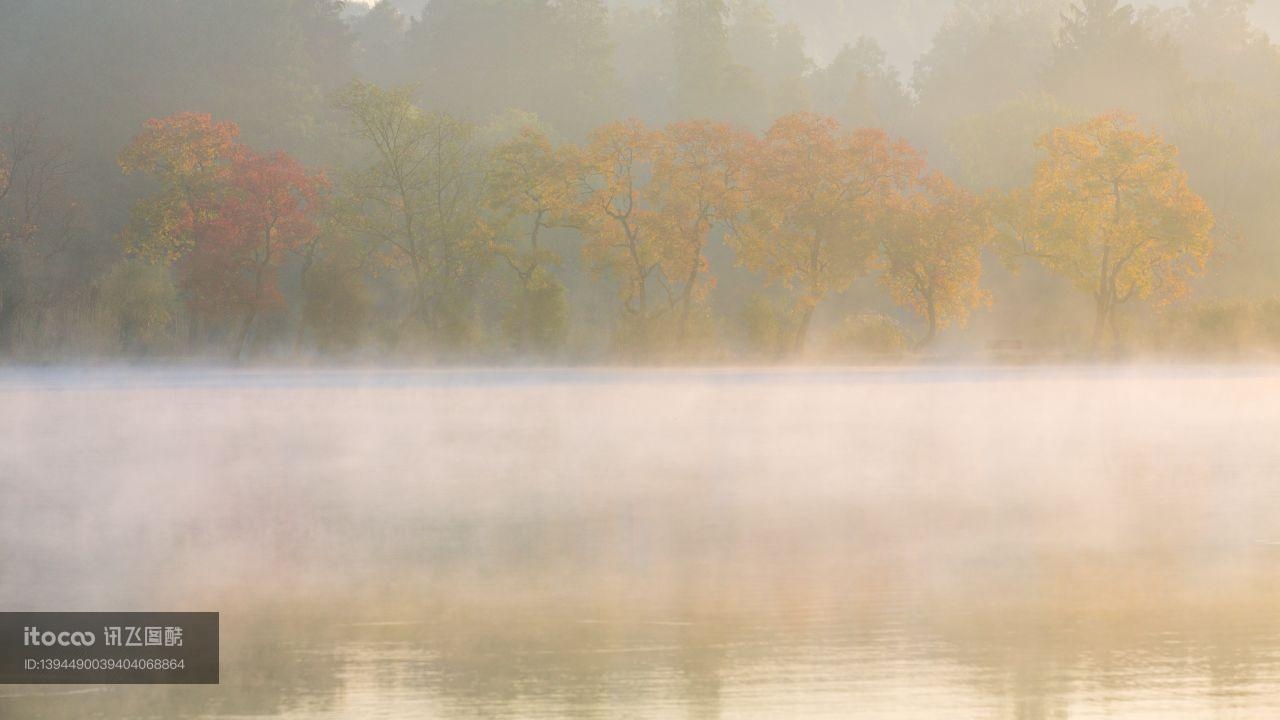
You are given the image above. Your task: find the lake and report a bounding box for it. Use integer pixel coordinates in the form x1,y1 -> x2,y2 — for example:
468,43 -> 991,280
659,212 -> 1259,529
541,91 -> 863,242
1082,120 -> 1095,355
2,366 -> 1279,719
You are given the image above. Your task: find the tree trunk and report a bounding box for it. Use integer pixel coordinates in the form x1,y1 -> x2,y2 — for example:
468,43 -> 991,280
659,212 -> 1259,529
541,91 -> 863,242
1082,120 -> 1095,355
187,311 -> 202,354
1109,304 -> 1125,354
677,260 -> 700,346
916,297 -> 938,351
791,303 -> 816,358
1090,293 -> 1112,356
231,307 -> 256,362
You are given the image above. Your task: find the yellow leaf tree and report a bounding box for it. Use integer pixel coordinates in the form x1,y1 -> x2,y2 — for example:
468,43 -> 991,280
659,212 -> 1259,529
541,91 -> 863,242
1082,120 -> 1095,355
118,112 -> 241,265
1007,112 -> 1215,351
485,125 -> 577,352
878,172 -> 993,349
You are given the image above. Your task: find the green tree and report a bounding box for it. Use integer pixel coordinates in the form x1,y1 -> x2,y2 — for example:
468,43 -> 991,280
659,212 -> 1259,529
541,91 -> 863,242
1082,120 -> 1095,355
486,125 -> 577,353
334,81 -> 491,349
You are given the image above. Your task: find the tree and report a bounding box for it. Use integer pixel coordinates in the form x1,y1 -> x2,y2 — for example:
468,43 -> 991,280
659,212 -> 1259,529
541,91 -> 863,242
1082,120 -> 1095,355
118,112 -> 241,264
809,38 -> 911,131
1046,0 -> 1187,116
120,113 -> 328,357
485,125 -> 577,353
0,115 -> 80,351
406,0 -> 615,136
949,93 -> 1083,192
913,0 -> 1065,125
878,172 -> 993,348
725,1 -> 813,127
649,119 -> 751,343
119,112 -> 240,345
726,112 -> 922,355
334,81 -> 491,348
671,0 -> 734,118
214,151 -> 328,359
351,0 -> 410,87
569,119 -> 665,352
1005,113 -> 1215,352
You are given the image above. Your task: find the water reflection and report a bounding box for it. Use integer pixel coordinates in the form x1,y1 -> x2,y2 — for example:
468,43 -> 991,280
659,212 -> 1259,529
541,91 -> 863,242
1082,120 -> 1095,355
1,367 -> 1279,718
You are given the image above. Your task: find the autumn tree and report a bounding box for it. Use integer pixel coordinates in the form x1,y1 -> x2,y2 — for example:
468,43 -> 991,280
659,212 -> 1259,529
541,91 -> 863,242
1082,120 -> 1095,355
878,172 -> 993,348
334,81 -> 491,348
214,151 -> 328,359
726,112 -> 922,355
118,112 -> 240,266
649,120 -> 750,343
120,113 -> 327,357
1005,113 -> 1215,352
569,119 -> 665,353
485,125 -> 577,353
119,112 -> 240,345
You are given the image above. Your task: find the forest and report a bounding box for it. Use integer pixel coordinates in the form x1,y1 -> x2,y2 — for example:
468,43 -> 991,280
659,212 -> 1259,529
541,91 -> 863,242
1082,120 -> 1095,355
0,0 -> 1277,362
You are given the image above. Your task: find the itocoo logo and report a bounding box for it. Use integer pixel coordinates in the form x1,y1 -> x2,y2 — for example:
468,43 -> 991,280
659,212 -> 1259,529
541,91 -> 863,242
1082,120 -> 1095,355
23,626 -> 96,647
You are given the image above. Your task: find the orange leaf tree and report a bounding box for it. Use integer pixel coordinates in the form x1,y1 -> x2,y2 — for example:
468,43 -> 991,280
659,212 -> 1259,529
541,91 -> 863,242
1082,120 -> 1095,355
568,118 -> 751,354
212,150 -> 328,359
1006,112 -> 1215,351
726,112 -> 922,355
568,119 -> 665,352
649,119 -> 752,344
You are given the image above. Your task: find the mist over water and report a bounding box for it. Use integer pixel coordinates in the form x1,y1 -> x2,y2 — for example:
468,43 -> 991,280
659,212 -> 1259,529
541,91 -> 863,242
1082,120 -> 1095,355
2,367 -> 1279,718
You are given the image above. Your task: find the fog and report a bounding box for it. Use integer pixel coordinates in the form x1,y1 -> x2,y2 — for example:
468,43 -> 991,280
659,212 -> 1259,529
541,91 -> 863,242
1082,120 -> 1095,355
3,367 -> 1280,716
4,1 -> 1280,717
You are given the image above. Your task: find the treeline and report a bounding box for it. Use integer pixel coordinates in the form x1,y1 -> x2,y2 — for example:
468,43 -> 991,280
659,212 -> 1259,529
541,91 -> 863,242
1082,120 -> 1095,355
1,0 -> 1279,361
85,100 -> 1212,361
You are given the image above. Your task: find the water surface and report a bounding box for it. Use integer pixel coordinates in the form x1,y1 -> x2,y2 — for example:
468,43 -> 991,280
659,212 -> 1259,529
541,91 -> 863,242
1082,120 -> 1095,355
2,366 -> 1279,719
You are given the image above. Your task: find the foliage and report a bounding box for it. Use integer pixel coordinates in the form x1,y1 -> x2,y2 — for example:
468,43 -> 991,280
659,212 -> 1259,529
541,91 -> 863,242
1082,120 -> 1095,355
334,81 -> 491,349
878,172 -> 994,347
99,261 -> 178,353
119,112 -> 328,357
1004,112 -> 1215,351
406,0 -> 615,136
726,112 -> 923,355
826,312 -> 911,360
1147,297 -> 1280,358
500,271 -> 568,357
649,120 -> 752,343
10,0 -> 1280,361
570,119 -> 665,352
950,93 -> 1084,192
0,116 -> 83,352
301,256 -> 371,356
486,125 -> 576,354
118,113 -> 240,266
